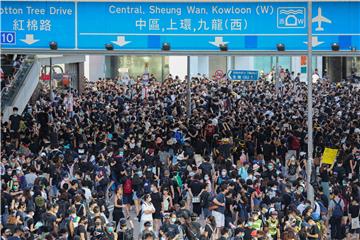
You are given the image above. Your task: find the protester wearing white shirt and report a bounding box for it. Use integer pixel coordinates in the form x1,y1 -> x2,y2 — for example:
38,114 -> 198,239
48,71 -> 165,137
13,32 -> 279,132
140,194 -> 156,232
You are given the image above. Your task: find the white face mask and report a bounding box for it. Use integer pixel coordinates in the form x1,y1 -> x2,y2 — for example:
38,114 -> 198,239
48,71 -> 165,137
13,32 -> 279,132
171,218 -> 176,223
204,175 -> 209,181
221,171 -> 227,177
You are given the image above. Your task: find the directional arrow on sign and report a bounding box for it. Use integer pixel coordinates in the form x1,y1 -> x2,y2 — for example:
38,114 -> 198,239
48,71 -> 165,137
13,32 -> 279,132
20,34 -> 39,45
228,70 -> 234,80
111,36 -> 131,47
304,36 -> 324,48
209,37 -> 228,47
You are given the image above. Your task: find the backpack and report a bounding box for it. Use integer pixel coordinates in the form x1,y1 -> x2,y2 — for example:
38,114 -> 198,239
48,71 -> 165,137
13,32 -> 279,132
123,178 -> 133,195
332,199 -> 344,218
237,203 -> 249,221
317,200 -> 328,216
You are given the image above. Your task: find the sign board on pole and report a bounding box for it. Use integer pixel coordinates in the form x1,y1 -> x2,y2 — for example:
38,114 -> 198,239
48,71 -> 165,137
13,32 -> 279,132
215,70 -> 224,80
321,148 -> 338,165
1,1 -> 360,51
228,70 -> 259,81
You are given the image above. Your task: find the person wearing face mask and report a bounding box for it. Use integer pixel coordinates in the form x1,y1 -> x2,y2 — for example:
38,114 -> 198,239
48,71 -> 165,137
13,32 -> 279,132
267,211 -> 280,240
140,194 -> 155,232
216,169 -> 229,187
262,162 -> 277,181
117,219 -> 134,240
91,217 -> 105,240
287,157 -> 299,183
159,214 -> 180,240
104,222 -> 118,240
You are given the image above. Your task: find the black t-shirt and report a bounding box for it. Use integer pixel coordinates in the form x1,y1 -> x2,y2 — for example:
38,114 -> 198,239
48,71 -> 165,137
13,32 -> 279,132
189,180 -> 204,197
37,111 -> 49,126
193,139 -> 207,155
160,223 -> 179,238
320,170 -> 329,182
160,177 -> 174,191
199,162 -> 212,177
75,203 -> 85,217
1,192 -> 12,214
118,228 -> 134,240
225,196 -> 233,217
200,191 -> 211,208
9,114 -> 21,132
349,204 -> 360,218
42,212 -> 57,232
151,192 -> 162,213
76,225 -> 88,240
308,224 -> 320,240
333,165 -> 346,182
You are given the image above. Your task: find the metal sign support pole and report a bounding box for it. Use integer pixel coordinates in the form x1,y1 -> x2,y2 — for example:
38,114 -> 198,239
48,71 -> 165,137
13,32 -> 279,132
187,56 -> 191,118
275,56 -> 279,94
161,56 -> 164,84
307,0 -> 315,206
49,57 -> 53,102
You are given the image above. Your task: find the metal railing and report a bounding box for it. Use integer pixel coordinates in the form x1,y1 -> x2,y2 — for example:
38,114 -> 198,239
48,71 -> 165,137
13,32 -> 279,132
1,58 -> 35,112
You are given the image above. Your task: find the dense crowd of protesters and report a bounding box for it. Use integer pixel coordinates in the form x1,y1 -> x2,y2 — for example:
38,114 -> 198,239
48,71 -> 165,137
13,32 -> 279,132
1,71 -> 359,240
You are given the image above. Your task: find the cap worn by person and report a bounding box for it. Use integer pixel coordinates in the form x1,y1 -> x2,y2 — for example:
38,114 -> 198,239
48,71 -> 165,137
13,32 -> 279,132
106,222 -> 115,228
120,218 -> 127,227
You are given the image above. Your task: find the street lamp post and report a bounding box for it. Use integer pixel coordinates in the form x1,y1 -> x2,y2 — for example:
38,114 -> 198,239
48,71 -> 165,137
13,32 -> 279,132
306,0 -> 315,206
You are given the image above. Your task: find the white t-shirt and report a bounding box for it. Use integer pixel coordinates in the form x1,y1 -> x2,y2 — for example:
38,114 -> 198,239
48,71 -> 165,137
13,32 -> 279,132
141,202 -> 155,222
297,203 -> 308,215
82,187 -> 92,202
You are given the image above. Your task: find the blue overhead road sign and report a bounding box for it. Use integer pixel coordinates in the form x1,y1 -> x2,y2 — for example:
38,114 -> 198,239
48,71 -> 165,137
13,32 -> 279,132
1,1 -> 75,49
228,70 -> 259,81
1,1 -> 359,51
